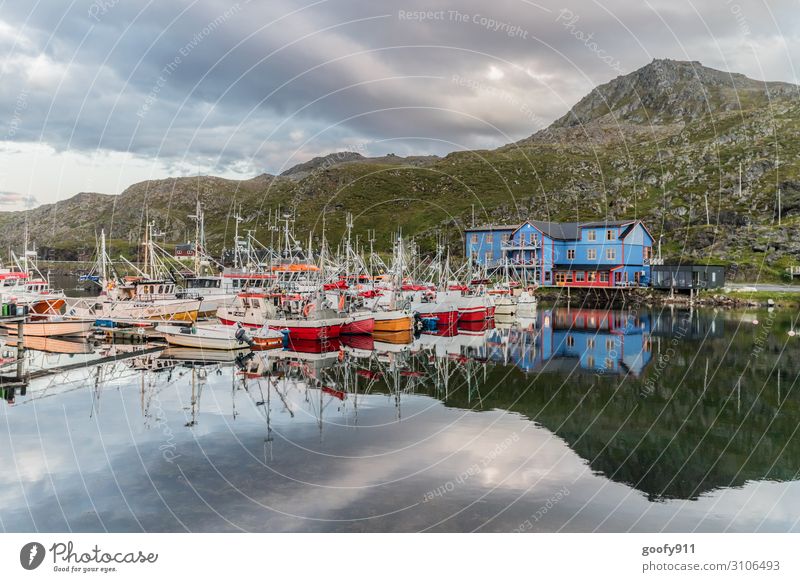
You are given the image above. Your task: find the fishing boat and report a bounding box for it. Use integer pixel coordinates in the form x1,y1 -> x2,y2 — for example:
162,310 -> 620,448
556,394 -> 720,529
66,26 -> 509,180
372,309 -> 414,333
450,293 -> 494,322
412,302 -> 459,327
218,292 -> 346,340
2,317 -> 94,337
156,323 -> 284,351
493,295 -> 517,317
67,226 -> 200,322
341,311 -> 375,335
0,234 -> 66,315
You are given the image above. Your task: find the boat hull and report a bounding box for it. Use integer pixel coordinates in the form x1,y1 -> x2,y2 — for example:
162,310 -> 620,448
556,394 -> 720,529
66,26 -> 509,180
372,311 -> 413,333
271,323 -> 342,341
3,319 -> 94,337
251,336 -> 284,350
458,306 -> 488,322
162,334 -> 242,350
67,298 -> 200,322
415,308 -> 458,327
341,313 -> 375,335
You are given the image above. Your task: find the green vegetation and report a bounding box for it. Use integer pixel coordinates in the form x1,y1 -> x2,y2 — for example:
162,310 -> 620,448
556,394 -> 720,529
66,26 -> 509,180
0,60 -> 798,281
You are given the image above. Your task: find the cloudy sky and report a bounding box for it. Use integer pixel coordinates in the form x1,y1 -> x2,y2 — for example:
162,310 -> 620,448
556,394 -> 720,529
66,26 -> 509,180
0,0 -> 797,210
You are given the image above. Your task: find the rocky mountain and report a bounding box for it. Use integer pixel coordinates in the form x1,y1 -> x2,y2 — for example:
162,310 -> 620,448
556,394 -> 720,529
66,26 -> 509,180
1,59 -> 798,279
553,59 -> 795,128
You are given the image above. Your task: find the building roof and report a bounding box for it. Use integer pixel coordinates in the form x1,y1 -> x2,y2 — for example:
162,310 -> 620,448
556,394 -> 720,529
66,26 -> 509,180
464,223 -> 520,232
527,220 -> 635,240
466,219 -> 640,239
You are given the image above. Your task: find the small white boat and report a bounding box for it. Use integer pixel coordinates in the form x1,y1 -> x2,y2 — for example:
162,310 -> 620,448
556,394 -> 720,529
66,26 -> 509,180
2,318 -> 94,337
156,323 -> 284,351
493,295 -> 517,317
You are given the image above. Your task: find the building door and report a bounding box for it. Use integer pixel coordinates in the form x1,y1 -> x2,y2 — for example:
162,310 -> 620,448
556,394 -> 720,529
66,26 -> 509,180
614,272 -> 622,285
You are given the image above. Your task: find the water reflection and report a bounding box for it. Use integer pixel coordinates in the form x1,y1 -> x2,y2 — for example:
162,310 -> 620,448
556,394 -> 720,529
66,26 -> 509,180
1,306 -> 799,532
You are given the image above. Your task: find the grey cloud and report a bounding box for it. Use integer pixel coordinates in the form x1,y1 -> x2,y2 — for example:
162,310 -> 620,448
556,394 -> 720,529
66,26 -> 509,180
0,0 -> 797,177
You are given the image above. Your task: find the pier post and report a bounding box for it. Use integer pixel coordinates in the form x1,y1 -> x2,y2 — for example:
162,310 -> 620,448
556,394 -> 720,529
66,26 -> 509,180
15,318 -> 25,382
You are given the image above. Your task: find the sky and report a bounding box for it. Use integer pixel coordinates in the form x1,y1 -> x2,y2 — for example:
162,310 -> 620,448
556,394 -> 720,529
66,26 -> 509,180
0,0 -> 797,210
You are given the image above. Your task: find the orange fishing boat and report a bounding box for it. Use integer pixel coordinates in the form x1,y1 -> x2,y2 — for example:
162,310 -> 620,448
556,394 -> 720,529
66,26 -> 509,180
372,310 -> 413,333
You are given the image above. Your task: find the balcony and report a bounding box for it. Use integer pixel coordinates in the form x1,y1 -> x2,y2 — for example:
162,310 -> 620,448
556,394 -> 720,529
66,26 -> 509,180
485,258 -> 539,269
501,242 -> 540,251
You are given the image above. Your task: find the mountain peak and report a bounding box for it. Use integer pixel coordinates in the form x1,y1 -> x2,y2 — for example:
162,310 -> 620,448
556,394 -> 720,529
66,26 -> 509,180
547,58 -> 797,130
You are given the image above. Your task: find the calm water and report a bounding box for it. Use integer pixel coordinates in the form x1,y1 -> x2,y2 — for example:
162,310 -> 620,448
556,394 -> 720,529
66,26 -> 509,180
1,307 -> 799,532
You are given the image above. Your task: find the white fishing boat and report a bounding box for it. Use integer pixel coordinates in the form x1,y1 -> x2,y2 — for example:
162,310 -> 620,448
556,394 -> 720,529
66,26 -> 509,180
218,291 -> 347,340
156,323 -> 284,351
492,295 -> 517,317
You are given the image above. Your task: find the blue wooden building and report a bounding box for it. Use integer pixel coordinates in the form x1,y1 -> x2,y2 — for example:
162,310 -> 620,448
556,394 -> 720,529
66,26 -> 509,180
464,220 -> 654,288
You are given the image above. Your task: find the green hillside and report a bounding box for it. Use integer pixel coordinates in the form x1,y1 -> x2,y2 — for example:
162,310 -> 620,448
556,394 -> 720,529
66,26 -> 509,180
1,59 -> 798,281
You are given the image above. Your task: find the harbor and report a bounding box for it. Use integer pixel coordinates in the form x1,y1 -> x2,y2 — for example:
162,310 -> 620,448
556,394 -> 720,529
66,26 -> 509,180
2,214 -> 797,532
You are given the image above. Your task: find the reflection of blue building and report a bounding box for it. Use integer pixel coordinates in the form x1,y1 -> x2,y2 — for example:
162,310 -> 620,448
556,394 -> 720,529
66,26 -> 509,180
487,308 -> 653,376
464,220 -> 654,287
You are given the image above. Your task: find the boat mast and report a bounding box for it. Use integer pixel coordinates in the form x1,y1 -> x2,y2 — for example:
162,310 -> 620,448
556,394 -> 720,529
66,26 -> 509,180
100,229 -> 108,286
189,198 -> 205,277
143,221 -> 150,279
22,224 -> 29,275
233,207 -> 243,270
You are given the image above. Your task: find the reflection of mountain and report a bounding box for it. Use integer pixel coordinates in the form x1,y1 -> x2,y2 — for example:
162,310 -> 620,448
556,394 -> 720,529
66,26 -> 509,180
433,311 -> 800,501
